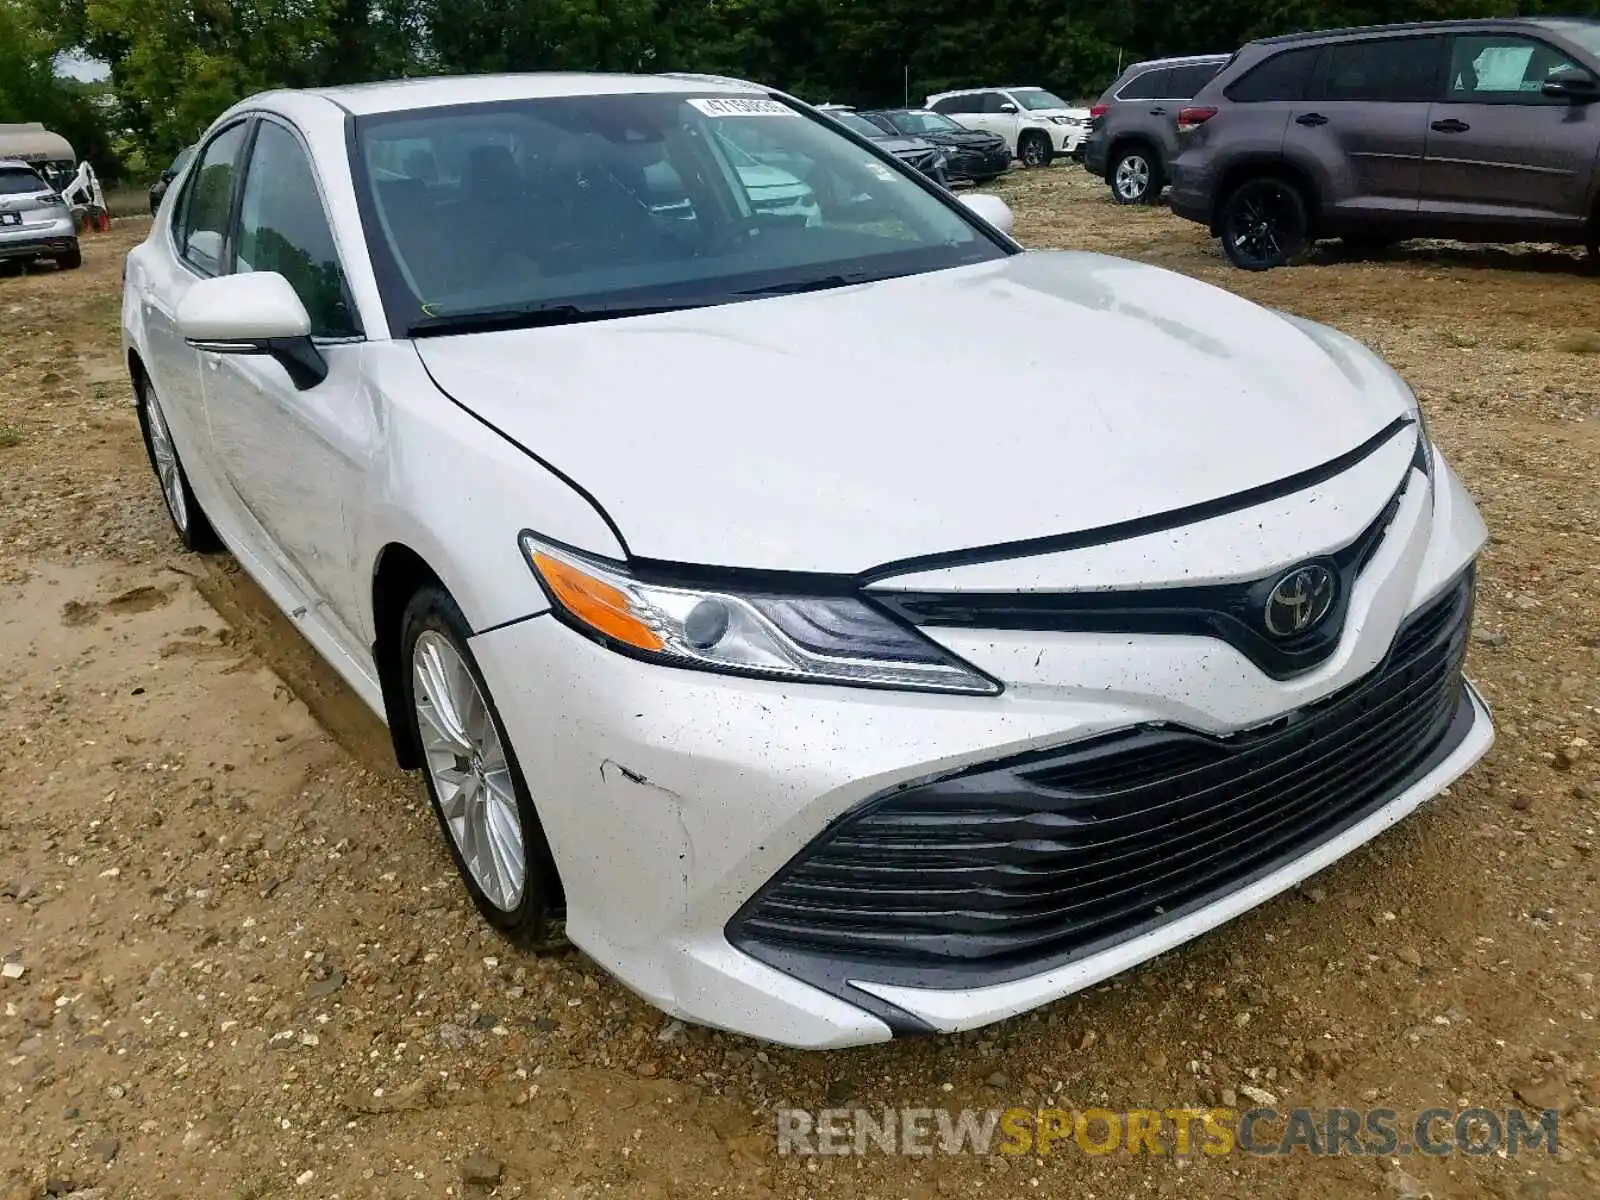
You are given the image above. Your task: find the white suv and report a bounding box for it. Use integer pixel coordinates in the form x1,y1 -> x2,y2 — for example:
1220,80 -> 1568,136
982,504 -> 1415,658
925,86 -> 1090,166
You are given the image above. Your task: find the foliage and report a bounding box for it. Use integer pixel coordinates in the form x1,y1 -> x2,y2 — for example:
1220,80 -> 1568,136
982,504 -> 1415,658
21,0 -> 1600,180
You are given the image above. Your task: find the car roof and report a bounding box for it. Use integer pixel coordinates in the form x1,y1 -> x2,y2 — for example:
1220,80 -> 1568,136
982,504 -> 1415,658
0,158 -> 42,173
301,71 -> 768,116
1122,53 -> 1232,72
1253,16 -> 1593,45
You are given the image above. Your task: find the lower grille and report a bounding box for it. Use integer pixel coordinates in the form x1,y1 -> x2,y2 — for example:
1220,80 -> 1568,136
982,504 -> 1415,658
730,571 -> 1476,989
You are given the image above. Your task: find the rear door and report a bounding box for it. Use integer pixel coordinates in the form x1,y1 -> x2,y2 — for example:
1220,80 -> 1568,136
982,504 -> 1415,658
1420,32 -> 1599,231
1212,45 -> 1324,169
1285,35 -> 1446,225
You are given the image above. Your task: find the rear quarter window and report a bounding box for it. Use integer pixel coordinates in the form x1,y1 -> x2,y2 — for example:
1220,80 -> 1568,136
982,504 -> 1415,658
1118,69 -> 1172,100
1225,46 -> 1322,102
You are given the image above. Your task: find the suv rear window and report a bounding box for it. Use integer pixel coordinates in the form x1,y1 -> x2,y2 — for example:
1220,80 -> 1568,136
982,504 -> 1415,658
1169,63 -> 1224,97
0,167 -> 46,195
1226,46 -> 1321,102
1118,69 -> 1171,100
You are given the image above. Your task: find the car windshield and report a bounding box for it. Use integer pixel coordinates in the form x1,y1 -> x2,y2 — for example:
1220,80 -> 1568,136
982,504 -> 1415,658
884,111 -> 965,135
0,167 -> 47,195
1014,90 -> 1071,110
1541,20 -> 1600,56
830,111 -> 887,138
354,92 -> 1006,335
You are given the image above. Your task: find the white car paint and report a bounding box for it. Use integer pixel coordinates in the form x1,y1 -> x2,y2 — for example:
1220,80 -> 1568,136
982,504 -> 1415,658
925,86 -> 1092,157
122,72 -> 1493,1049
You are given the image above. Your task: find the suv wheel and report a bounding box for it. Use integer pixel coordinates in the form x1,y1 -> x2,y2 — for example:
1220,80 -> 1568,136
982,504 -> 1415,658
1219,177 -> 1309,271
1018,131 -> 1052,168
1110,148 -> 1162,205
56,245 -> 82,271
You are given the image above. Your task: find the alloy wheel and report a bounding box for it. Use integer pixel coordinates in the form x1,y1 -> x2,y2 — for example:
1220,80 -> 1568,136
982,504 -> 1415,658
1113,154 -> 1151,203
1222,179 -> 1307,270
1020,136 -> 1048,168
143,387 -> 189,534
412,630 -> 527,912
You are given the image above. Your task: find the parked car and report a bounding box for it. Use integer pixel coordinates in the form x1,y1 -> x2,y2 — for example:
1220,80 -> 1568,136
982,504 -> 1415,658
825,109 -> 950,182
0,158 -> 80,271
1084,54 -> 1231,204
925,87 -> 1091,166
861,109 -> 1011,182
123,72 -> 1492,1049
149,145 -> 195,214
1169,17 -> 1600,269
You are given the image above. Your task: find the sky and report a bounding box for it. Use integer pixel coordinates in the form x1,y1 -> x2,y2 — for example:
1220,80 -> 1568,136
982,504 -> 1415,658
55,52 -> 111,83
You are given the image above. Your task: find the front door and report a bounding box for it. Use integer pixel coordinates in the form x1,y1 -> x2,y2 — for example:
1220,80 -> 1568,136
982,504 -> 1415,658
199,117 -> 376,649
1420,32 -> 1599,232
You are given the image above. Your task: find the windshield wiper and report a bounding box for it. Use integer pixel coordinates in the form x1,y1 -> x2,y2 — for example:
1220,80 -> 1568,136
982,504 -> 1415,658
408,300 -> 711,338
732,271 -> 885,298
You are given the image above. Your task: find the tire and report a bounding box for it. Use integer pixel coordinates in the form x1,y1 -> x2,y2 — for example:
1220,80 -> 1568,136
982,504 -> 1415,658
1219,176 -> 1310,271
401,586 -> 567,950
136,374 -> 220,552
56,245 -> 82,271
1110,147 -> 1163,205
1018,131 -> 1053,169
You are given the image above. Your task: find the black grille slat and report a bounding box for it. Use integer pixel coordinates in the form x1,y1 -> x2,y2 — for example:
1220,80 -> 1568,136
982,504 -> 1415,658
729,574 -> 1477,978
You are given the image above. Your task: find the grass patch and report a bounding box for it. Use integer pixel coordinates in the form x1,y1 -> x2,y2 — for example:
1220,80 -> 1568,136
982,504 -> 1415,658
0,424 -> 24,449
1555,329 -> 1600,355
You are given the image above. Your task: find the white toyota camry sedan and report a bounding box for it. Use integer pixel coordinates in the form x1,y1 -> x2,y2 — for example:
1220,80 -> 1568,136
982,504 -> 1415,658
121,72 -> 1494,1049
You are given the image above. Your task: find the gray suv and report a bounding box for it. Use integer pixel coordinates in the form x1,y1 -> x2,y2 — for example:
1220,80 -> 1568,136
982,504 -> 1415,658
1083,54 -> 1230,204
0,159 -> 79,272
1169,18 -> 1600,269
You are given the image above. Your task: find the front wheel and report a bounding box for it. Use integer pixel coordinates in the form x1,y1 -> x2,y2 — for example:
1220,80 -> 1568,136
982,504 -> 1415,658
1110,149 -> 1162,205
137,376 -> 219,551
1219,177 -> 1310,271
1018,132 -> 1053,169
402,587 -> 566,949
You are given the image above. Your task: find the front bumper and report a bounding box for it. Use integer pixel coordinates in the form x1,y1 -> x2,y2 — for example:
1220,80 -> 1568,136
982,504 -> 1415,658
942,145 -> 1012,181
1050,125 -> 1089,154
0,213 -> 77,260
471,449 -> 1491,1048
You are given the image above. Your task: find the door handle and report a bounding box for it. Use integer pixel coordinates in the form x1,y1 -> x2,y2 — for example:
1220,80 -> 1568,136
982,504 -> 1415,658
1149,107 -> 1167,115
1295,113 -> 1329,127
1430,118 -> 1470,133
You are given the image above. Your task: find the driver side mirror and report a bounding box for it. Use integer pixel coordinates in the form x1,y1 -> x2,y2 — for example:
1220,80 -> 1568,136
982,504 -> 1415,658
1543,66 -> 1599,101
177,272 -> 328,390
960,192 -> 1015,236
997,102 -> 1019,114
160,168 -> 177,182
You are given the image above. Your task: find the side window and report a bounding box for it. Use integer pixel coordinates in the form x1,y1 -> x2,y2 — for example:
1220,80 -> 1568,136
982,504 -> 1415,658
1226,47 -> 1323,103
1169,63 -> 1223,98
929,97 -> 960,115
234,121 -> 359,338
1118,68 -> 1172,100
1321,37 -> 1445,102
1446,35 -> 1580,103
982,93 -> 1013,114
176,123 -> 247,275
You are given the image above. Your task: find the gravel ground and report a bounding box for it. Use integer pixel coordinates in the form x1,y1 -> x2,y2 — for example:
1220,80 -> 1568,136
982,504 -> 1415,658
1,168 -> 1598,1199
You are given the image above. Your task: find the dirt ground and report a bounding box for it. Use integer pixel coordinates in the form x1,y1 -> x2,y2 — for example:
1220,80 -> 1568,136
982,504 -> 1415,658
2,166 -> 1599,1200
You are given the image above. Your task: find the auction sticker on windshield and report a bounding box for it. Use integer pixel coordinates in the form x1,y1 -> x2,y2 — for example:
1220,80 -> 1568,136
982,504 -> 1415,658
688,97 -> 796,118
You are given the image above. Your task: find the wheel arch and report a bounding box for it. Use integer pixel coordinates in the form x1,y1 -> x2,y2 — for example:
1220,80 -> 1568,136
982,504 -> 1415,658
370,542 -> 446,770
1210,156 -> 1320,236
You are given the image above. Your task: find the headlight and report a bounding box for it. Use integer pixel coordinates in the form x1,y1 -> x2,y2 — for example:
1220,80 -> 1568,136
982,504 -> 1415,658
521,536 -> 1000,695
1050,115 -> 1081,127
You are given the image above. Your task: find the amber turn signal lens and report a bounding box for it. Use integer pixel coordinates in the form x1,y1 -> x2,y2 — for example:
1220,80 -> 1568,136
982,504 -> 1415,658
531,551 -> 664,652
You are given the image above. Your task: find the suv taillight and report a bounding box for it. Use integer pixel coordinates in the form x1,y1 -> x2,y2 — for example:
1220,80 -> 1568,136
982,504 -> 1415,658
1088,104 -> 1108,119
1177,106 -> 1217,130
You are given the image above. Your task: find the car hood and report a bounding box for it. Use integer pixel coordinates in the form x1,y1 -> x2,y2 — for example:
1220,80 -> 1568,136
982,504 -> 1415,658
414,251 -> 1415,575
928,130 -> 1006,147
874,136 -> 937,156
